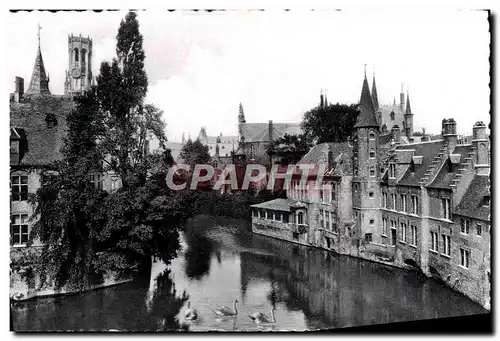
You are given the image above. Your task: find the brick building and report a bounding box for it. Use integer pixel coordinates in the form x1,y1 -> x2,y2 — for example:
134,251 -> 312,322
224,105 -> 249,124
251,70 -> 491,309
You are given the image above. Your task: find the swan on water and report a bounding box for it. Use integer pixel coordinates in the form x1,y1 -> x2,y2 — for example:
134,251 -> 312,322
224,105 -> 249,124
249,307 -> 276,324
213,299 -> 239,317
184,301 -> 198,321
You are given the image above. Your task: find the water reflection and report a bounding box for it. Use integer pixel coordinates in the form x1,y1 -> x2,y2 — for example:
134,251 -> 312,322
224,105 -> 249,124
13,215 -> 486,332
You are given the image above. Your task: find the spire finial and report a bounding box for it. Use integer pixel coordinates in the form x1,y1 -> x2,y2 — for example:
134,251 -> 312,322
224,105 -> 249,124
364,64 -> 367,78
37,23 -> 42,48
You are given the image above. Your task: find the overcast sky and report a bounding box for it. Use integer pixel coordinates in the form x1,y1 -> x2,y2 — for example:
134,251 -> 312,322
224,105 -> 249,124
8,10 -> 490,141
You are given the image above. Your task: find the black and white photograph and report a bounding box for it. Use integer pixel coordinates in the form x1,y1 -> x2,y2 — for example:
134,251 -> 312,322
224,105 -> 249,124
6,5 -> 492,333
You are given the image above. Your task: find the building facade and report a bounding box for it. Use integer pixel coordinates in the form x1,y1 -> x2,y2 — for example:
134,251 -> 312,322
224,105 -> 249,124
252,70 -> 491,310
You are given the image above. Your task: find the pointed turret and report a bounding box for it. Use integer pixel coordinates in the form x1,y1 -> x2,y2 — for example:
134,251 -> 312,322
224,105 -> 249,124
405,91 -> 412,116
320,89 -> 324,108
354,68 -> 378,129
371,70 -> 379,112
238,102 -> 246,124
26,45 -> 51,95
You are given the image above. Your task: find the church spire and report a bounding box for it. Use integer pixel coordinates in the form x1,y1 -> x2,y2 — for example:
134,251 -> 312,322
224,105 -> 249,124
27,24 -> 51,95
371,68 -> 379,112
405,90 -> 412,115
354,66 -> 378,129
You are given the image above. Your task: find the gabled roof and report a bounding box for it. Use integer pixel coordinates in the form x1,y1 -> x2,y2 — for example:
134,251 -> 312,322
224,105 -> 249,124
250,198 -> 301,212
241,122 -> 302,143
354,74 -> 379,129
26,47 -> 51,95
453,175 -> 490,221
396,140 -> 444,187
427,144 -> 473,189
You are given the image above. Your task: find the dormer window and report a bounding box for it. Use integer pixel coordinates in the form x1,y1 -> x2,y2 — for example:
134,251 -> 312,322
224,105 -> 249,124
45,113 -> 57,129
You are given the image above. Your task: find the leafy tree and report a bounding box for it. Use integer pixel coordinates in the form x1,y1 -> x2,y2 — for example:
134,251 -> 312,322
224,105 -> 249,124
266,133 -> 312,165
29,11 -> 188,289
301,103 -> 360,144
179,138 -> 210,168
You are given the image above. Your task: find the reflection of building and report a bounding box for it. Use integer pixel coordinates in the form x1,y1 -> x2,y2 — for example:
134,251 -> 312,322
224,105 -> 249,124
252,69 -> 491,309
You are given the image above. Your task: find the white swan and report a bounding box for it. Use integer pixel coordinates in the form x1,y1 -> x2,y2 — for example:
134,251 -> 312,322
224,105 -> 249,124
249,307 -> 276,324
184,301 -> 198,321
213,299 -> 239,317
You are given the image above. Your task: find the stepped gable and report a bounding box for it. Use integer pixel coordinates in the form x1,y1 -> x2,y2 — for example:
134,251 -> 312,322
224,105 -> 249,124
396,140 -> 444,187
427,144 -> 474,189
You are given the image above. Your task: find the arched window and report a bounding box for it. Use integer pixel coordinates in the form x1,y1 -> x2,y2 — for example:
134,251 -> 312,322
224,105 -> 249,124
369,130 -> 375,140
81,48 -> 87,66
369,166 -> 375,177
390,111 -> 395,120
369,148 -> 376,158
74,48 -> 79,64
297,212 -> 304,225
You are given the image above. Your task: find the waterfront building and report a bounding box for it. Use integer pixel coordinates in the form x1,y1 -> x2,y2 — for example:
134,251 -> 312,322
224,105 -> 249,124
251,70 -> 491,310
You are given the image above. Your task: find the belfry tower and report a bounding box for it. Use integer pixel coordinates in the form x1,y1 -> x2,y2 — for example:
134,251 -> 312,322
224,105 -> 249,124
64,34 -> 93,95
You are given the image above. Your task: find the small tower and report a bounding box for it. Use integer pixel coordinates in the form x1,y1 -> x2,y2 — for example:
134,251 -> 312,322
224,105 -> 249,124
65,34 -> 93,95
238,102 -> 246,143
352,66 -> 381,244
371,69 -> 381,126
404,91 -> 414,141
399,83 -> 405,111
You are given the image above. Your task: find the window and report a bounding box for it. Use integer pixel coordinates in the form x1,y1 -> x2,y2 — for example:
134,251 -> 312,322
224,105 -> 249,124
400,222 -> 407,242
330,184 -> 335,203
11,214 -> 29,246
442,234 -> 451,256
325,211 -> 330,230
389,163 -> 396,178
369,219 -> 375,226
382,218 -> 387,235
331,212 -> 337,233
81,48 -> 86,65
401,194 -> 407,212
460,248 -> 470,268
266,210 -> 271,219
283,213 -> 289,223
460,219 -> 470,235
483,197 -> 490,207
11,175 -> 28,201
74,48 -> 79,63
390,111 -> 395,120
319,209 -> 324,228
369,167 -> 375,177
354,184 -> 358,191
354,166 -> 358,177
369,192 -> 374,198
430,231 -> 438,251
391,194 -> 397,210
90,173 -> 103,190
477,224 -> 482,236
442,198 -> 451,219
275,211 -> 282,221
365,233 -> 373,243
369,131 -> 375,140
297,212 -> 304,225
383,193 -> 388,208
412,195 -> 419,215
390,221 -> 397,246
319,188 -> 324,202
369,148 -> 376,158
293,232 -> 299,240
410,225 -> 417,246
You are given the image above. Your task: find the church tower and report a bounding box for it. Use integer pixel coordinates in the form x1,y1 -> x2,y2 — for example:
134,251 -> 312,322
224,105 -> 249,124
352,66 -> 381,244
64,34 -> 93,95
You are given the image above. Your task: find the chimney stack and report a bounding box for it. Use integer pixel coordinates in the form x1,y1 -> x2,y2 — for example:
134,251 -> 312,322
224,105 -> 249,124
442,118 -> 458,153
14,77 -> 24,102
391,125 -> 401,144
268,120 -> 274,142
472,121 -> 489,175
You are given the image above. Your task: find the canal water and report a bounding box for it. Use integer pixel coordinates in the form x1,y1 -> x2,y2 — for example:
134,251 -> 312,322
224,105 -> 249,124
12,215 -> 486,332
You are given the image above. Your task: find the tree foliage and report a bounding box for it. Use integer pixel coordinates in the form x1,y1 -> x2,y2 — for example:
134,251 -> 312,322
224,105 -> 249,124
301,103 -> 360,144
29,11 -> 188,290
179,138 -> 211,168
266,133 -> 312,165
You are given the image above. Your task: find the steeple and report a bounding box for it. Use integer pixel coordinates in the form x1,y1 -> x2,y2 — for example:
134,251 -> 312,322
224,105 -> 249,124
238,102 -> 246,124
354,67 -> 378,129
27,24 -> 51,95
320,89 -> 324,108
324,89 -> 328,107
371,68 -> 379,112
405,91 -> 412,116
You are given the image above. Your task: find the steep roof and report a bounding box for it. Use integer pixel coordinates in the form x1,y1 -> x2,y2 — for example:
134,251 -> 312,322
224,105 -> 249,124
250,198 -> 302,212
354,74 -> 379,129
10,95 -> 73,166
296,142 -> 353,177
396,140 -> 444,187
405,92 -> 412,116
453,175 -> 490,221
371,74 -> 379,112
240,122 -> 302,143
427,144 -> 473,189
26,47 -> 51,95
